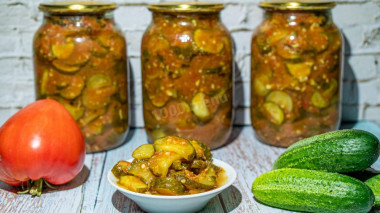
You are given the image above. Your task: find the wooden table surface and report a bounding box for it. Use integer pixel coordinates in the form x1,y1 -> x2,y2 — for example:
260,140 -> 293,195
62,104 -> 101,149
1,124 -> 379,213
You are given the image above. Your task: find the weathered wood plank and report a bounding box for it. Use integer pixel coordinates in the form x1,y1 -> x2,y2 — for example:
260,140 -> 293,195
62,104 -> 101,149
80,152 -> 107,213
213,127 -> 287,213
94,128 -> 146,213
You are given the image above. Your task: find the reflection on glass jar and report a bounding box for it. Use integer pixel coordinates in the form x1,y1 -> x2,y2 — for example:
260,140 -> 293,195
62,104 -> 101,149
251,1 -> 343,147
142,2 -> 234,149
34,2 -> 129,152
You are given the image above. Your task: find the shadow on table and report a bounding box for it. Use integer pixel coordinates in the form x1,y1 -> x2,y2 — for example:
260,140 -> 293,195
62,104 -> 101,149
112,190 -> 144,212
0,165 -> 90,194
217,185 -> 242,212
217,126 -> 244,151
111,185 -> 242,213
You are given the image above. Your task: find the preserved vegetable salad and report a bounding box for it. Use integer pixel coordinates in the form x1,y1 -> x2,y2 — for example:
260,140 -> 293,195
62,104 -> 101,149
34,2 -> 129,152
251,1 -> 342,146
142,3 -> 234,149
111,136 -> 227,195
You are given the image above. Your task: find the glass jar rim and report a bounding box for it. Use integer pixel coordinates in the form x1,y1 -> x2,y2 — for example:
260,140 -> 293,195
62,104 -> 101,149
148,1 -> 224,13
39,1 -> 117,14
259,0 -> 336,10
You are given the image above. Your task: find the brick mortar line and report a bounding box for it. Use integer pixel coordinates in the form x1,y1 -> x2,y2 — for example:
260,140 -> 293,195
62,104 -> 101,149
0,106 -> 22,110
335,1 -> 374,5
343,78 -> 380,83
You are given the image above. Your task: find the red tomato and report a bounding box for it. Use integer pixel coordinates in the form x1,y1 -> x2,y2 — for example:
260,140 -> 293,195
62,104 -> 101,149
0,99 -> 85,188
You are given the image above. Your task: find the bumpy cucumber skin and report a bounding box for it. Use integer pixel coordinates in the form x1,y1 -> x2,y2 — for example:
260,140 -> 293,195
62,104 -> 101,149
365,174 -> 380,207
252,169 -> 374,213
273,129 -> 380,172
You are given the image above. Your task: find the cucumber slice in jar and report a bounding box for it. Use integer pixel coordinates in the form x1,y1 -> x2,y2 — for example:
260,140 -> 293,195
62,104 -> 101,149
59,75 -> 84,99
66,40 -> 91,66
152,100 -> 192,128
253,73 -> 272,96
310,79 -> 337,108
60,101 -> 85,121
52,60 -> 80,73
52,41 -> 74,59
323,78 -> 338,98
82,88 -> 114,109
112,103 -> 128,133
191,92 -> 210,121
83,117 -> 104,136
79,108 -> 106,127
255,33 -> 272,54
145,79 -> 171,107
276,33 -> 304,60
265,91 -> 293,113
285,60 -> 314,82
39,69 -> 50,96
109,36 -> 125,60
91,40 -> 109,57
262,102 -> 285,125
311,91 -> 329,108
52,38 -> 91,69
194,29 -> 224,54
267,28 -> 289,45
148,92 -> 170,108
308,32 -> 328,53
147,35 -> 170,54
87,74 -> 112,89
82,74 -> 115,109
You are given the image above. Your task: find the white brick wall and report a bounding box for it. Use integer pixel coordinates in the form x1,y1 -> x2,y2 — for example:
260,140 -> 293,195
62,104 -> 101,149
0,0 -> 379,127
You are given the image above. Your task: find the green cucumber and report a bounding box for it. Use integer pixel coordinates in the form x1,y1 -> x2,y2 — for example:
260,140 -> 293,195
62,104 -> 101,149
365,174 -> 380,207
346,168 -> 380,207
252,168 -> 374,213
273,129 -> 380,172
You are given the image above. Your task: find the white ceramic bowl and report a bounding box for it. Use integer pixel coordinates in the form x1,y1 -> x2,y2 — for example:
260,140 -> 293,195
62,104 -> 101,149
107,158 -> 237,213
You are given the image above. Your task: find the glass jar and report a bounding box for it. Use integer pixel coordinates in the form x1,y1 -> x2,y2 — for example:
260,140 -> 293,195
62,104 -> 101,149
142,2 -> 234,149
251,1 -> 342,147
34,2 -> 129,152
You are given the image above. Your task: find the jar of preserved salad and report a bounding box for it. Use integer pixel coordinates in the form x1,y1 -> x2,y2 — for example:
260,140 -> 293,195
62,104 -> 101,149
34,2 -> 129,152
251,0 -> 342,147
142,2 -> 234,149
